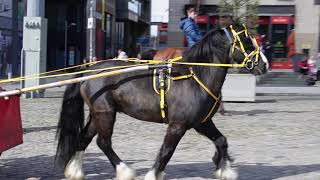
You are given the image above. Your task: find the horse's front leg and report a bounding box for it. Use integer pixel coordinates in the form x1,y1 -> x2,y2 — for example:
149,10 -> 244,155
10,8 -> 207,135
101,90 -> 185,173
194,120 -> 238,180
145,122 -> 187,180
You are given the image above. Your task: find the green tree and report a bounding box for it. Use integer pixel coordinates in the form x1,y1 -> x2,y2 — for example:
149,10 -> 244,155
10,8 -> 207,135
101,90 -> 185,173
218,0 -> 259,32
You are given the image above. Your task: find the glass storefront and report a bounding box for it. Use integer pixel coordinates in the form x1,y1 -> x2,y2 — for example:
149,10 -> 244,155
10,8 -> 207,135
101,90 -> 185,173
272,24 -> 288,59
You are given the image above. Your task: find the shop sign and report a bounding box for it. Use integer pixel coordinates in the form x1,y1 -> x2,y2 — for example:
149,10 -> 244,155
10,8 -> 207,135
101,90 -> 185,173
128,0 -> 139,14
302,44 -> 312,49
271,16 -> 289,24
196,15 -> 208,24
128,11 -> 138,22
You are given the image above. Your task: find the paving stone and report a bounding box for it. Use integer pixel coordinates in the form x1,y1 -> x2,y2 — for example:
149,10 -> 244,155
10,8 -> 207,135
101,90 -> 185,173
0,96 -> 320,179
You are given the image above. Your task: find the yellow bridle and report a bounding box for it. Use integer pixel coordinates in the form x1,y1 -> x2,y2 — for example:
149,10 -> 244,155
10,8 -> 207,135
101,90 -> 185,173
228,24 -> 261,70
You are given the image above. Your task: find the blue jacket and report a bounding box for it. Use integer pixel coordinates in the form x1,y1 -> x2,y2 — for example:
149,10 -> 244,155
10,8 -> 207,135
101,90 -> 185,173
179,17 -> 202,47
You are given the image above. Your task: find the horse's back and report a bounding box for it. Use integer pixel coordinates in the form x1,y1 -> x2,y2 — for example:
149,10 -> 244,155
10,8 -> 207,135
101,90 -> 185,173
153,47 -> 185,61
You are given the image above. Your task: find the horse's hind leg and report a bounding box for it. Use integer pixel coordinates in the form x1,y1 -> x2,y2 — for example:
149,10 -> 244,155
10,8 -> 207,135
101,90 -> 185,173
194,120 -> 238,180
64,115 -> 97,179
145,122 -> 187,180
94,109 -> 135,180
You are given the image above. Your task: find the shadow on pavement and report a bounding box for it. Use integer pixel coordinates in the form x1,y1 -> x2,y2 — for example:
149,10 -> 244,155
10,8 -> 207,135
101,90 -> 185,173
23,126 -> 57,134
1,154 -> 320,179
227,109 -> 307,116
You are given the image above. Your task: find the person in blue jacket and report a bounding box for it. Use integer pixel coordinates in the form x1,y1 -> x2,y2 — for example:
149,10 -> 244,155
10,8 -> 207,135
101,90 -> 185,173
179,7 -> 202,48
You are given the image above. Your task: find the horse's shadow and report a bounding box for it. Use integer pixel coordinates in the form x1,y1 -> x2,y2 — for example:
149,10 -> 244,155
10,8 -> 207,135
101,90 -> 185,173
163,162 -> 320,180
225,109 -> 307,116
1,153 -> 320,179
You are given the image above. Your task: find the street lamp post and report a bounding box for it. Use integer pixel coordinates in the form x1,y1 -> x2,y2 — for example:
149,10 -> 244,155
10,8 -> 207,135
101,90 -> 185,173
64,21 -> 76,68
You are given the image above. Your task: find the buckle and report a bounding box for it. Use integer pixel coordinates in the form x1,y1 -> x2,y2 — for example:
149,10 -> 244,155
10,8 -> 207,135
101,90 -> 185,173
246,61 -> 254,70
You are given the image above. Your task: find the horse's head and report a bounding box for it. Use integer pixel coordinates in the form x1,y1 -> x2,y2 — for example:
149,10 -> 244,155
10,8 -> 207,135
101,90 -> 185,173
223,24 -> 269,75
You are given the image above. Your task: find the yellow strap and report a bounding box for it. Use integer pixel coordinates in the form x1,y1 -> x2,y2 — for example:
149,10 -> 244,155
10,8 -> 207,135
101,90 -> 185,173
171,68 -> 220,123
169,56 -> 182,62
0,61 -> 99,84
190,69 -> 218,101
0,63 -> 149,84
189,68 -> 220,123
201,94 -> 221,123
159,75 -> 166,119
172,62 -> 245,68
171,73 -> 194,81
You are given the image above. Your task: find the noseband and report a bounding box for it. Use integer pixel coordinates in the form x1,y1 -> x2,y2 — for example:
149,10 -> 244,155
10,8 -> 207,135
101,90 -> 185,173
223,25 -> 261,70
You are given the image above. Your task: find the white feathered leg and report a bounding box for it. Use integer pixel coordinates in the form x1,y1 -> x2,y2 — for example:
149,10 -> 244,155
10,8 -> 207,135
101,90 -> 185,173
64,151 -> 85,180
116,162 -> 136,180
215,160 -> 238,180
144,169 -> 164,180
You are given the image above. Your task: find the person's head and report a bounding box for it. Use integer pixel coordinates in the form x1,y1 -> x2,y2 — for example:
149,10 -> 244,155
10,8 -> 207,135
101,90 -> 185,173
187,7 -> 198,20
118,49 -> 123,54
218,15 -> 233,28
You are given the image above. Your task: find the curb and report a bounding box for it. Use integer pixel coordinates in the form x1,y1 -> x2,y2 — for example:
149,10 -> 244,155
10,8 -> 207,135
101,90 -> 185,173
256,93 -> 320,96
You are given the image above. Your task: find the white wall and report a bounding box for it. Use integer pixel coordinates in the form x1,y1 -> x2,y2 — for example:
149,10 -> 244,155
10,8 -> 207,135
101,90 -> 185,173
295,0 -> 320,54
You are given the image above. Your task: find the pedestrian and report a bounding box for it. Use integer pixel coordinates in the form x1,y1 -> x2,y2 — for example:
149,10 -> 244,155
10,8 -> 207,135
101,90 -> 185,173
262,40 -> 273,70
179,7 -> 202,48
287,29 -> 295,59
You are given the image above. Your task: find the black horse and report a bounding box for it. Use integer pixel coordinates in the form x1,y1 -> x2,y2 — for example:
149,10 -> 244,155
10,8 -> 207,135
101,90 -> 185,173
56,25 -> 268,180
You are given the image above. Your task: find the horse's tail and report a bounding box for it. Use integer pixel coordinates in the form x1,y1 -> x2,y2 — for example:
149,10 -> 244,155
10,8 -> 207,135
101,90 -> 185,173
55,74 -> 84,167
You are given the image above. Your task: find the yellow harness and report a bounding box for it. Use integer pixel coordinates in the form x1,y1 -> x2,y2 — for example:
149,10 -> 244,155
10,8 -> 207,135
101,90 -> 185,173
153,66 -> 221,123
151,25 -> 260,123
172,68 -> 221,123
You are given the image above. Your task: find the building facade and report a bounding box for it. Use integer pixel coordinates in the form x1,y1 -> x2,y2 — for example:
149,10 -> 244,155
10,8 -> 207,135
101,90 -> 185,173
168,0 -> 320,60
116,0 -> 151,57
44,0 -> 150,70
0,0 -> 23,76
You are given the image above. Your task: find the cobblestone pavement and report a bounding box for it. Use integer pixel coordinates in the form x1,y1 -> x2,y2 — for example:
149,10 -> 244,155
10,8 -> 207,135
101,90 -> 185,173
1,95 -> 320,180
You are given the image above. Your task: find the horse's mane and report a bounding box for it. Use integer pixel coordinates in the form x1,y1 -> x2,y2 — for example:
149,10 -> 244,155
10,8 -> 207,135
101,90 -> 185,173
183,27 -> 229,64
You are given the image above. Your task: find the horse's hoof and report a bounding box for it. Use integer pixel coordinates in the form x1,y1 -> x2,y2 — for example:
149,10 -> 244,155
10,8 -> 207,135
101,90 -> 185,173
116,162 -> 136,180
215,167 -> 238,180
144,169 -> 164,180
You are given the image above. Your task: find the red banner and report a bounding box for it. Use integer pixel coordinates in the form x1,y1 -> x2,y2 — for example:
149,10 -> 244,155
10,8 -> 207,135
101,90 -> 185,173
196,15 -> 209,24
271,16 -> 290,24
0,95 -> 23,152
258,17 -> 270,25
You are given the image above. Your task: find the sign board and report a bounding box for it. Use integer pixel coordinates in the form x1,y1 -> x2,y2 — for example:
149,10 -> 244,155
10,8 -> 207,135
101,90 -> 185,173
128,0 -> 139,14
196,15 -> 208,24
128,11 -> 138,22
271,16 -> 289,24
87,17 -> 94,29
302,44 -> 312,49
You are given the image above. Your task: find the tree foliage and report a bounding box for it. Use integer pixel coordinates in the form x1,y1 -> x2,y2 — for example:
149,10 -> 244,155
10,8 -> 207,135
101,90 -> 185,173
218,0 -> 259,28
